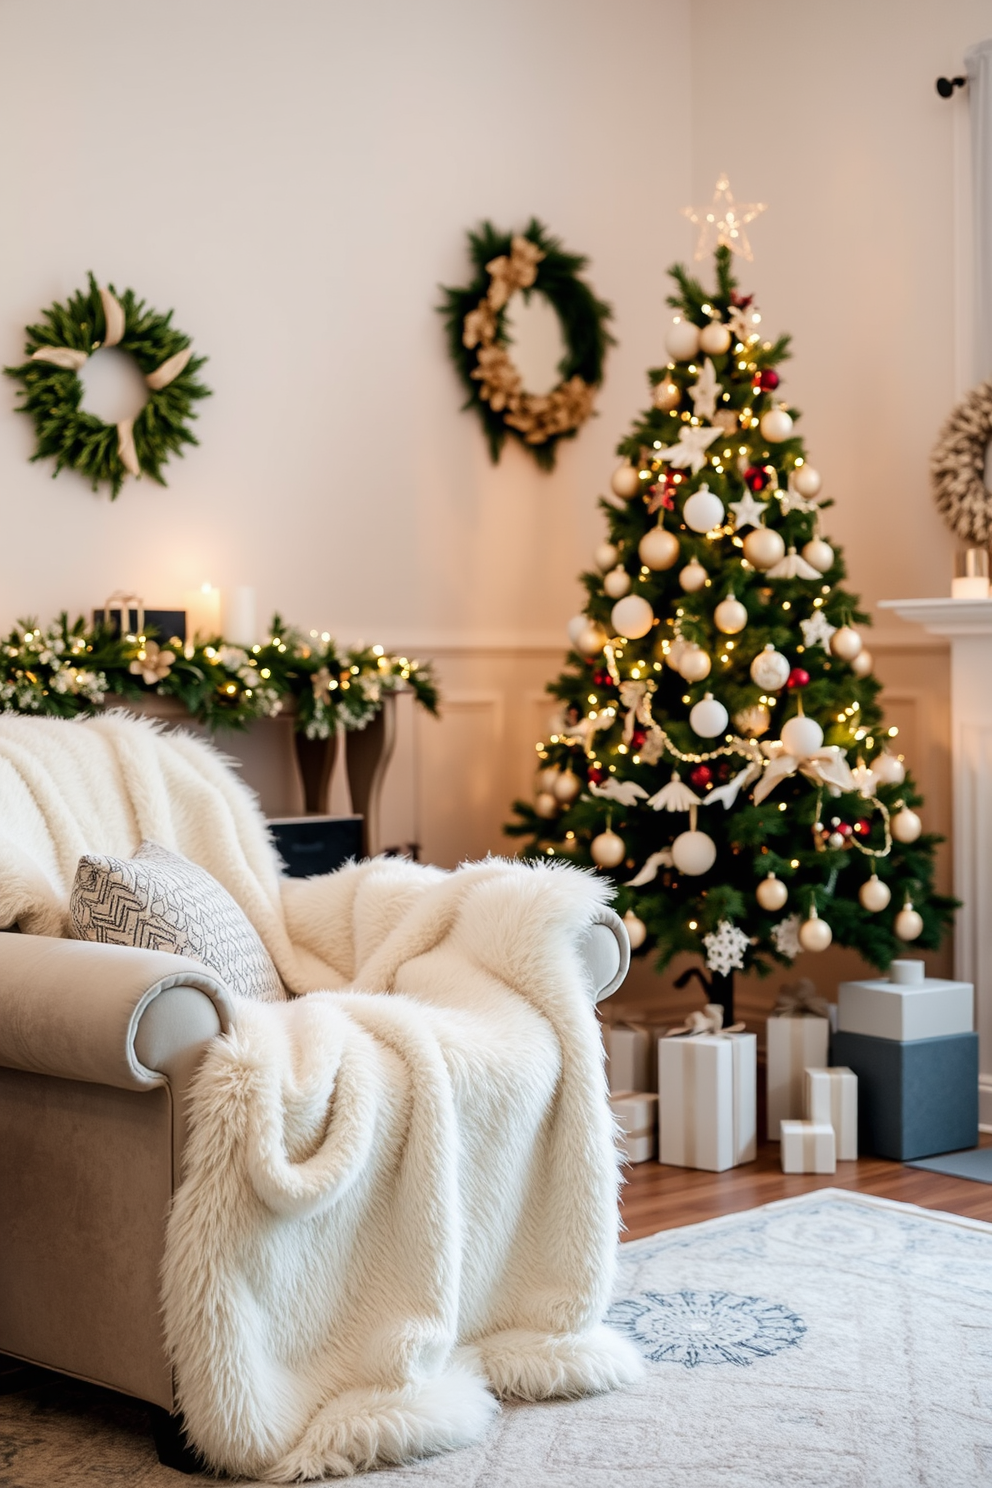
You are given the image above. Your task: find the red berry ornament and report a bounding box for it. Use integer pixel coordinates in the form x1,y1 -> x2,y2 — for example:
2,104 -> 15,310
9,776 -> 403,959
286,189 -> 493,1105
593,669 -> 611,687
630,728 -> 648,751
787,667 -> 810,689
690,764 -> 712,788
587,765 -> 604,785
744,465 -> 771,492
854,818 -> 871,836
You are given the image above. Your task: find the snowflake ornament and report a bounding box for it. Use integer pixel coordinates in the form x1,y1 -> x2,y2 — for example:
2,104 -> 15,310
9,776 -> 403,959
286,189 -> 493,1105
771,914 -> 802,961
799,610 -> 837,651
702,919 -> 750,976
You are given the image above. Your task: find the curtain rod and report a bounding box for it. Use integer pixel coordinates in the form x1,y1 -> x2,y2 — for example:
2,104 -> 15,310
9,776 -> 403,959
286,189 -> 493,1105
937,76 -> 967,97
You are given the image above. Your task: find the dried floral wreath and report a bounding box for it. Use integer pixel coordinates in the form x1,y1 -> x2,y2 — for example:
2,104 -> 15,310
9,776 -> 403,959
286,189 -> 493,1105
439,220 -> 613,470
931,377 -> 992,543
4,273 -> 211,499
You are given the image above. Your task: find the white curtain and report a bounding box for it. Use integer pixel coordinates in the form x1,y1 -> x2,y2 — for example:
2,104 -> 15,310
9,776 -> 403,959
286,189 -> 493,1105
967,39 -> 992,382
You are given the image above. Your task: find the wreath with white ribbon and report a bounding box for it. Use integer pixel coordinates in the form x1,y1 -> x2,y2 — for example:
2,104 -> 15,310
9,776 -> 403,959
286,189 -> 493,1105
5,273 -> 211,499
440,220 -> 613,470
931,378 -> 992,543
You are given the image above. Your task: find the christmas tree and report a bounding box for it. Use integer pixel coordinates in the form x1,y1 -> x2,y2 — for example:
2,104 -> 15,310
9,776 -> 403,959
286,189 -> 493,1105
508,246 -> 954,1019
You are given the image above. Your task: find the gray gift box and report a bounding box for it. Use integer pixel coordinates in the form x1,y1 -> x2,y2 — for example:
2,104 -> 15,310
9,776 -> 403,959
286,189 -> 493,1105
830,1029 -> 978,1161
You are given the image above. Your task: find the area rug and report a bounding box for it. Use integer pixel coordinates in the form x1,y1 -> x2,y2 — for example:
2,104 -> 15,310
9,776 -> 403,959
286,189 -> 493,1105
906,1146 -> 992,1184
1,1189 -> 990,1487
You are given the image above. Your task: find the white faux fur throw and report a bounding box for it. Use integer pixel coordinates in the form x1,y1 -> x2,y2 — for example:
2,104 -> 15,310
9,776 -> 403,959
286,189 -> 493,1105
0,714 -> 641,1478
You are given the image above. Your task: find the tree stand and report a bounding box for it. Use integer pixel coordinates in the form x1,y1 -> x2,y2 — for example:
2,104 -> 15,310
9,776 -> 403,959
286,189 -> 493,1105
674,965 -> 735,1028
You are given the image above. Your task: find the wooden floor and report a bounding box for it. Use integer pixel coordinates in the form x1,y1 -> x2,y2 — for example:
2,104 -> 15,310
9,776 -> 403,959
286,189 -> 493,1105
620,1131 -> 992,1239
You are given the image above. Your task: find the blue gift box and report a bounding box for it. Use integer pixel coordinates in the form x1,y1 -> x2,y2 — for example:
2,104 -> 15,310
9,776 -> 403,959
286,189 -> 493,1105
830,1030 -> 978,1161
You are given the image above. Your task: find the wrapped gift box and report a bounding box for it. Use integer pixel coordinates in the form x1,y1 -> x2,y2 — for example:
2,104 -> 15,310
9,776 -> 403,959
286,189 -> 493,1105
766,1014 -> 830,1139
780,1119 -> 836,1173
657,1033 -> 756,1172
804,1066 -> 858,1161
838,959 -> 973,1042
830,1030 -> 979,1160
609,1092 -> 658,1164
603,1021 -> 667,1094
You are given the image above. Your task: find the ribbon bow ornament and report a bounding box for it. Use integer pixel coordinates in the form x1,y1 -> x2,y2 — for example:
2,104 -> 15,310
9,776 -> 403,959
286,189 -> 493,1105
484,234 -> 546,311
771,978 -> 830,1019
619,679 -> 653,745
103,590 -> 145,638
665,1003 -> 745,1037
752,738 -> 855,805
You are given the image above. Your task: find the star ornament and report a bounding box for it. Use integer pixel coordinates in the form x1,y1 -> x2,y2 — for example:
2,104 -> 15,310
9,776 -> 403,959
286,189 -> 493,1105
728,490 -> 769,531
655,423 -> 721,476
800,610 -> 837,651
682,175 -> 767,263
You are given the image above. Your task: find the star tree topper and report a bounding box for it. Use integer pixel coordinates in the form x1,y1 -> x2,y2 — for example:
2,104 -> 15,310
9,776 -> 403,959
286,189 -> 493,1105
683,175 -> 767,262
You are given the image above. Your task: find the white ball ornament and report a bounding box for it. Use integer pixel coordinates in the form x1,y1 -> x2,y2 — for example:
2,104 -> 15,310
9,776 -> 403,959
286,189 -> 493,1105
742,527 -> 786,570
623,909 -> 647,950
603,566 -> 631,599
734,704 -> 771,737
611,463 -> 641,500
665,319 -> 700,361
639,526 -> 680,570
872,752 -> 906,786
567,614 -> 587,648
689,692 -> 729,738
798,907 -> 833,952
664,636 -> 688,671
679,558 -> 708,593
781,713 -> 824,758
859,875 -> 892,912
678,644 -> 712,682
891,806 -> 922,844
714,597 -> 748,634
534,792 -> 559,819
594,541 -> 618,572
756,873 -> 788,911
537,767 -> 560,792
652,378 -> 681,411
830,625 -> 863,661
591,829 -> 626,869
801,538 -> 834,574
576,621 -> 609,656
749,646 -> 790,691
671,829 -> 717,876
850,648 -> 873,678
699,321 -> 732,355
683,484 -> 725,533
553,769 -> 582,804
793,464 -> 822,497
760,407 -> 794,443
611,594 -> 654,639
895,902 -> 924,941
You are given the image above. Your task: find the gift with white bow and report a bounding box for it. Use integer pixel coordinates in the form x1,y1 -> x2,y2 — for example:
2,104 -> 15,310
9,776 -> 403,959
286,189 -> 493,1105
657,1003 -> 757,1171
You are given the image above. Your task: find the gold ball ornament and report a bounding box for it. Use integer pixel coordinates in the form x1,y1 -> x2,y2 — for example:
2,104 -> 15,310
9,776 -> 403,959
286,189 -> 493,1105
679,558 -> 708,593
611,594 -> 654,640
872,752 -> 906,787
699,321 -> 732,355
781,713 -> 824,757
623,909 -> 647,950
638,526 -> 680,570
829,625 -> 863,661
802,538 -> 834,573
891,806 -> 922,844
683,484 -> 725,533
663,635 -> 688,671
849,648 -> 873,678
553,769 -> 582,804
678,643 -> 712,682
652,378 -> 681,411
611,463 -> 641,499
665,319 -> 701,361
895,901 -> 924,941
793,464 -> 822,497
798,906 -> 833,952
689,692 -> 729,737
749,645 -> 790,690
859,874 -> 892,912
757,872 -> 788,911
671,828 -> 717,876
567,614 -> 588,647
603,566 -> 631,599
537,767 -> 560,792
534,792 -> 559,819
734,704 -> 771,737
591,828 -> 626,868
760,406 -> 794,442
576,621 -> 609,656
714,596 -> 748,634
594,541 -> 618,572
742,526 -> 786,570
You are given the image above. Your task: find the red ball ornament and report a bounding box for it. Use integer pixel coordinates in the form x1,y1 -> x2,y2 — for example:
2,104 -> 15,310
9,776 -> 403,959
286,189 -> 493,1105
743,465 -> 771,492
786,667 -> 810,689
587,765 -> 604,785
631,728 -> 648,751
593,669 -> 612,687
757,369 -> 779,391
836,822 -> 853,838
690,764 -> 713,788
854,818 -> 871,836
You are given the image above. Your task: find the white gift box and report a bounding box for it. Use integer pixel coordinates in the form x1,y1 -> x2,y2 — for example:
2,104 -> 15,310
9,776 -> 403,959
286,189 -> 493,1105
766,1015 -> 830,1139
780,1119 -> 836,1173
609,1091 -> 658,1164
603,1022 -> 667,1094
657,1032 -> 757,1172
804,1066 -> 858,1160
838,958 -> 973,1041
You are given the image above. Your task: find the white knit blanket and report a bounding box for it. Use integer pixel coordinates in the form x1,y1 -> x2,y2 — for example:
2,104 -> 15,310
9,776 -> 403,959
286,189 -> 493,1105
0,714 -> 640,1479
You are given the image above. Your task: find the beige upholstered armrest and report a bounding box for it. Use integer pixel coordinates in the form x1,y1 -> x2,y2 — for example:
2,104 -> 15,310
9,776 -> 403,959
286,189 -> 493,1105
0,934 -> 235,1092
579,907 -> 630,1003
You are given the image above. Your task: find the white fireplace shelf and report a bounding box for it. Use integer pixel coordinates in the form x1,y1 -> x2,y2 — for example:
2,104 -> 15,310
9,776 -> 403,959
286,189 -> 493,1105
879,597 -> 992,635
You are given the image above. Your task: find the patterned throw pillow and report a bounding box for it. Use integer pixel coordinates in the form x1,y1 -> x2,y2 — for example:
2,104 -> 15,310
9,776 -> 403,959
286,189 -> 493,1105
69,840 -> 284,1002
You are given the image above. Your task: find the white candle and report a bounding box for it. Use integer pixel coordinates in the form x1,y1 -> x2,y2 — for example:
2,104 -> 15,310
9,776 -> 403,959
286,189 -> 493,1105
222,586 -> 257,646
184,582 -> 222,641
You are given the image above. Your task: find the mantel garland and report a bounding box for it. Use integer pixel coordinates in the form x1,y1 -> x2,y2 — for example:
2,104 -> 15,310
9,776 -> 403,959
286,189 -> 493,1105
931,377 -> 992,543
0,613 -> 438,737
4,273 -> 211,499
439,220 -> 613,470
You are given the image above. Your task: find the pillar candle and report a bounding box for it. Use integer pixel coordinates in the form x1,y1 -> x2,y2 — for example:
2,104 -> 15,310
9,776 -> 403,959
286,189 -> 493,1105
184,583 -> 222,641
222,586 -> 257,647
